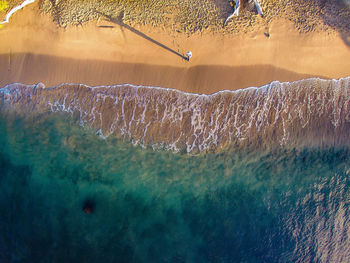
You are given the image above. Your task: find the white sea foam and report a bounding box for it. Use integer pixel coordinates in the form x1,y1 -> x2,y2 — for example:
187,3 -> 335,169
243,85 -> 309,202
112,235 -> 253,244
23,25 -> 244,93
1,77 -> 350,153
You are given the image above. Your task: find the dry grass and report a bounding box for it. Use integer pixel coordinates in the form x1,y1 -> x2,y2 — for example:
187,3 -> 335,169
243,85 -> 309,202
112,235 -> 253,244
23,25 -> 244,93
37,0 -> 350,36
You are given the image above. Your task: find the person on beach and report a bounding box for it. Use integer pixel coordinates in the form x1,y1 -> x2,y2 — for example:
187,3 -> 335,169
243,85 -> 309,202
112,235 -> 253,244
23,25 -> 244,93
186,51 -> 192,61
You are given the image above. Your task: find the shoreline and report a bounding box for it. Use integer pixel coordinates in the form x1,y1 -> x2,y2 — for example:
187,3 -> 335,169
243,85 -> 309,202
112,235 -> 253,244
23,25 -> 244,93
3,76 -> 347,99
0,53 -> 322,94
2,77 -> 350,153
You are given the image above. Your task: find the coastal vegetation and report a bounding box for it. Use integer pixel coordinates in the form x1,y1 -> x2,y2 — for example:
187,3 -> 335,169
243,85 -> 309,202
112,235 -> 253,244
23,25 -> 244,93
37,0 -> 350,36
0,1 -> 8,12
0,1 -> 349,261
0,0 -> 8,27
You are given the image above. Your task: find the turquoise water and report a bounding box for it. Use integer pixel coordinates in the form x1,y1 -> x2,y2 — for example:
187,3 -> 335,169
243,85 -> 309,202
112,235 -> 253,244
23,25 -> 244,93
0,110 -> 349,262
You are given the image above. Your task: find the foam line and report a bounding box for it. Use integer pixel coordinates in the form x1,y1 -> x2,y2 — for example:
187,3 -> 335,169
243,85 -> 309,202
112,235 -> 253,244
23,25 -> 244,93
1,77 -> 349,153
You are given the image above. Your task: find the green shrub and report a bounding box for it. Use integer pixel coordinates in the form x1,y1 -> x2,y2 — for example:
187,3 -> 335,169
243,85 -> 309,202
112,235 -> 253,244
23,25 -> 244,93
0,0 -> 8,13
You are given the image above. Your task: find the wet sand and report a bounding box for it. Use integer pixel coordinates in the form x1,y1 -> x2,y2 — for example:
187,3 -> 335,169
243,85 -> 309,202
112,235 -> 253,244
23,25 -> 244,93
0,53 -> 320,94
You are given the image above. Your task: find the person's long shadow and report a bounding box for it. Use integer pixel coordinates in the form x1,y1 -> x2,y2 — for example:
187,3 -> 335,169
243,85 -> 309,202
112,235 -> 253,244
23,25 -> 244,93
95,11 -> 188,60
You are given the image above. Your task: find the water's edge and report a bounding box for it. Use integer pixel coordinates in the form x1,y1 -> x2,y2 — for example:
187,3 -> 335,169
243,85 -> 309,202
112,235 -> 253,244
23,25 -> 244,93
1,77 -> 350,153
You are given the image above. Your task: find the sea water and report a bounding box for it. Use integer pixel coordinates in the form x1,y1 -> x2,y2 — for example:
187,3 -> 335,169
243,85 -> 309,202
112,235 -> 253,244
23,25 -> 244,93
0,80 -> 349,262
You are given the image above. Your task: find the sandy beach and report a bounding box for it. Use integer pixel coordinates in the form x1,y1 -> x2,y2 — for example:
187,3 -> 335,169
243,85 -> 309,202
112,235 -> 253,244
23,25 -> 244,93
1,3 -> 350,260
0,0 -> 349,93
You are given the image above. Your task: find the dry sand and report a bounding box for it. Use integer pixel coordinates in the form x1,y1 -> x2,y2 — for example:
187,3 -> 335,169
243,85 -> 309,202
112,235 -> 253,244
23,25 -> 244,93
0,1 -> 349,94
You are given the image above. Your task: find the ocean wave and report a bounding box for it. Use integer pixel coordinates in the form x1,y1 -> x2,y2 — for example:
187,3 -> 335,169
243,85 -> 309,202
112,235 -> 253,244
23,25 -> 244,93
1,77 -> 350,153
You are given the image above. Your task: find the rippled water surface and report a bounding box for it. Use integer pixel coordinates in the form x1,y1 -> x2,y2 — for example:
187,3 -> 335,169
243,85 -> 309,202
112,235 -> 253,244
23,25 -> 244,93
0,109 -> 349,262
2,78 -> 350,153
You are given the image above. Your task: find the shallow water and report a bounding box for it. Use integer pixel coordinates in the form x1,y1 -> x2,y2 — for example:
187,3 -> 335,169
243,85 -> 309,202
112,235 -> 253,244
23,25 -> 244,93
2,78 -> 350,153
0,110 -> 349,262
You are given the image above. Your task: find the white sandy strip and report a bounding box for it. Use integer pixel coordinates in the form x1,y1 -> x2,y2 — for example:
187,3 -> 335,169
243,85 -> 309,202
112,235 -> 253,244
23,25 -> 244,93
1,0 -> 36,24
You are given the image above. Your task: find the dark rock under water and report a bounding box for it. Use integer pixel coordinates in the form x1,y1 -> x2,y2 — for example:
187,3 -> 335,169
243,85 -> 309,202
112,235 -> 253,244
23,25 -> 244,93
0,78 -> 349,262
